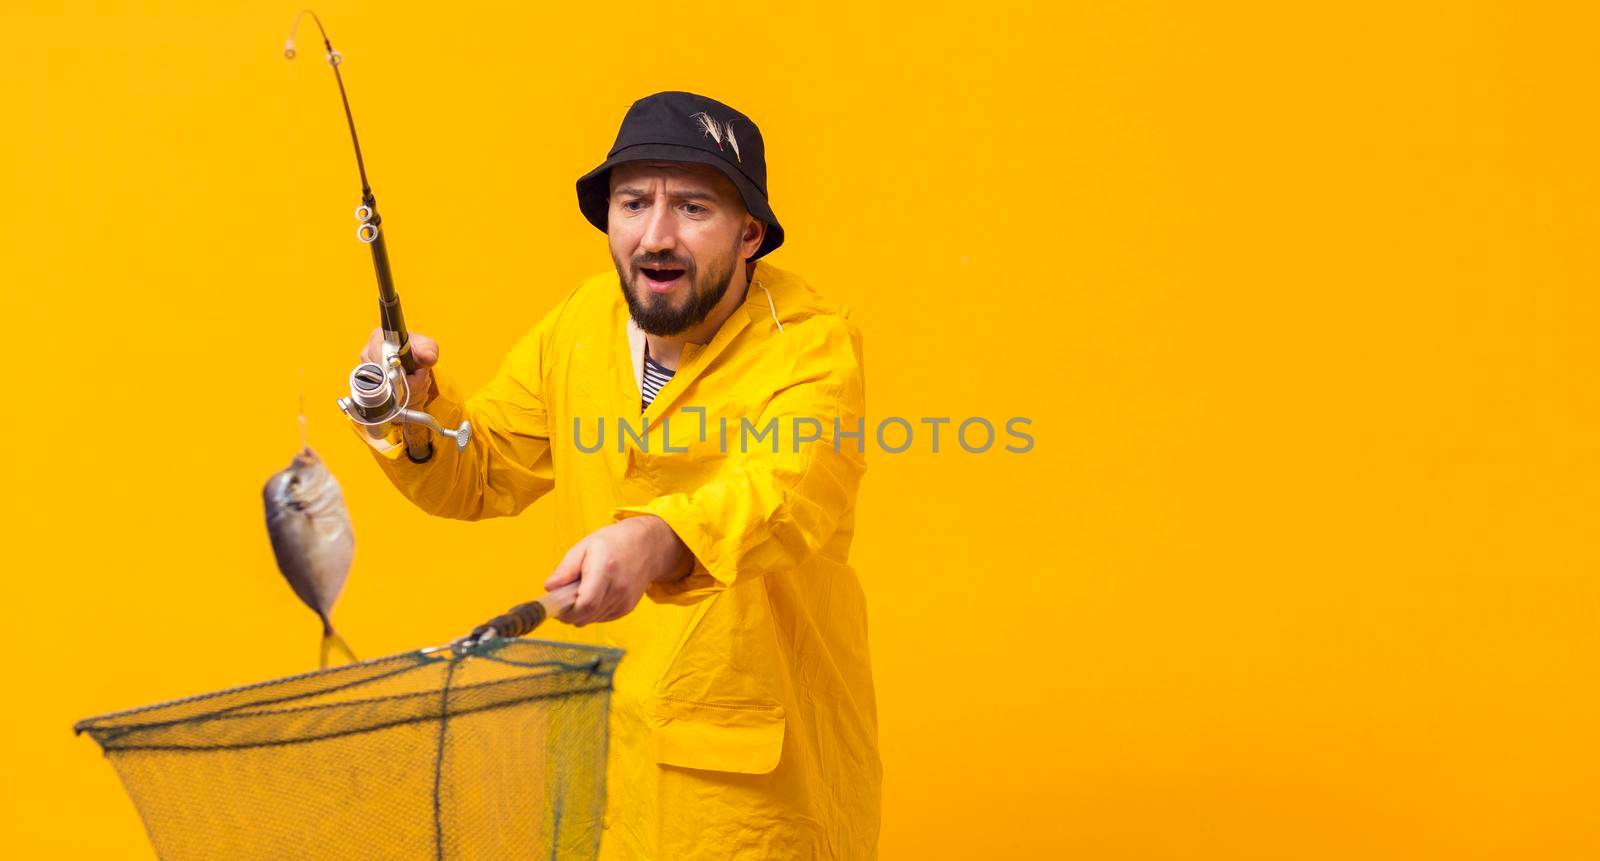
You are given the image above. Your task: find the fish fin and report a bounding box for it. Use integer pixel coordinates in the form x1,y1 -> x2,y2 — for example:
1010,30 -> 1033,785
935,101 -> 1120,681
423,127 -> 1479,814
320,626 -> 358,669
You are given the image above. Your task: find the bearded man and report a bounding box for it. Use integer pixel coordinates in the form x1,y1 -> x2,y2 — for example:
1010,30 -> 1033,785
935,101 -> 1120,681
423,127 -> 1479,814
357,91 -> 880,860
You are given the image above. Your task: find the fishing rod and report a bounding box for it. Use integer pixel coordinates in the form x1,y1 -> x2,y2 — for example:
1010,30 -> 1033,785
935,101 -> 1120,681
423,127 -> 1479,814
285,11 -> 572,653
284,10 -> 469,460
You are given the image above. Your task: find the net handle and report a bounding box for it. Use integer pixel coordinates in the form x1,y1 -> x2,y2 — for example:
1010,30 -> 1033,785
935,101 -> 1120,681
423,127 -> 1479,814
465,582 -> 580,642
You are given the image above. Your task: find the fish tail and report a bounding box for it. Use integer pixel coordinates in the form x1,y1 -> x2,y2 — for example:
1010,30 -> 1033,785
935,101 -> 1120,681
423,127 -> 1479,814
320,625 -> 358,669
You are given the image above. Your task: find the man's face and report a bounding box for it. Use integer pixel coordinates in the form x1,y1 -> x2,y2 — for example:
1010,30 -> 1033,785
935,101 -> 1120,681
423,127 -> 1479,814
608,161 -> 761,336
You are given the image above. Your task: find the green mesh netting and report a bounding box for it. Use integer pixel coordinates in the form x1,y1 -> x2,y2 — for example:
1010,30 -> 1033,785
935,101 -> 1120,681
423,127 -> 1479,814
75,639 -> 622,860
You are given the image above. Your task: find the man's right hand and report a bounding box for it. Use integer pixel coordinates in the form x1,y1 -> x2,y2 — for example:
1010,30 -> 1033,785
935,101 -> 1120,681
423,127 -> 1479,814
361,328 -> 441,405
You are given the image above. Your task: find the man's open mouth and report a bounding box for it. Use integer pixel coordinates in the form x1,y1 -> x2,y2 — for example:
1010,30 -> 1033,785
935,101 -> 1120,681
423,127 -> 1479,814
641,267 -> 686,284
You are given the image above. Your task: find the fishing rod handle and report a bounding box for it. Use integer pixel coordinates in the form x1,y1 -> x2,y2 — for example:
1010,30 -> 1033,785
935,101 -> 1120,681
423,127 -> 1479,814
368,228 -> 424,459
402,425 -> 432,463
368,230 -> 416,375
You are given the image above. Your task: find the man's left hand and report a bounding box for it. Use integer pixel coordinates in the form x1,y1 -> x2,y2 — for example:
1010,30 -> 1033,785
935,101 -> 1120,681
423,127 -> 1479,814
543,516 -> 695,626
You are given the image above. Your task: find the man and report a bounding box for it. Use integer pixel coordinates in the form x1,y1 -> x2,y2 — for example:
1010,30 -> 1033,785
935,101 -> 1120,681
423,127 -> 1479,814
356,91 -> 880,859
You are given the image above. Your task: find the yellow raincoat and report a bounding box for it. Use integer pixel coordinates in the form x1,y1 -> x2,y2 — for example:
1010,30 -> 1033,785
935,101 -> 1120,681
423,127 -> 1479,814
364,259 -> 880,859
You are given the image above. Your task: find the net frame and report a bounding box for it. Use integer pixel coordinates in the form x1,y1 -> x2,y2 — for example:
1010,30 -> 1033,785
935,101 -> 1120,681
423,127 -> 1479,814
75,638 -> 623,861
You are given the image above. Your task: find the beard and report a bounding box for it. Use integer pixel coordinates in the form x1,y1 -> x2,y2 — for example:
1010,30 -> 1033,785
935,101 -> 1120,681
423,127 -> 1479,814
613,235 -> 742,337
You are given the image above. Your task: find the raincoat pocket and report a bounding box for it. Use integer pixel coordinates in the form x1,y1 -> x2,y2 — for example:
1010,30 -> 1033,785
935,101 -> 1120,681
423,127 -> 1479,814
648,696 -> 786,775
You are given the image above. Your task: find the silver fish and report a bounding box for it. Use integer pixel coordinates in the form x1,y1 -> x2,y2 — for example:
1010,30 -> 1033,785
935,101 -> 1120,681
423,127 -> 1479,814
263,447 -> 357,667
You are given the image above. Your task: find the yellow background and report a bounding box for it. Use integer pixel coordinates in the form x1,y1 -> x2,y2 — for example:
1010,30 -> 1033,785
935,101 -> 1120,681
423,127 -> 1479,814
5,1 -> 1598,857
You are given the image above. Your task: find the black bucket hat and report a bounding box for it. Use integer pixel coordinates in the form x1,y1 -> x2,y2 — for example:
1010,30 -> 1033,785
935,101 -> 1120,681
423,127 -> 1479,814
576,91 -> 784,261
